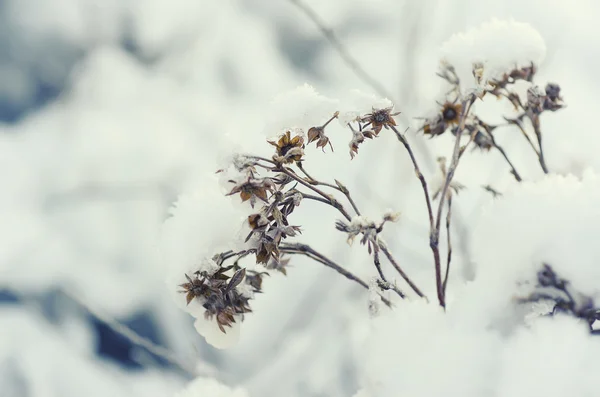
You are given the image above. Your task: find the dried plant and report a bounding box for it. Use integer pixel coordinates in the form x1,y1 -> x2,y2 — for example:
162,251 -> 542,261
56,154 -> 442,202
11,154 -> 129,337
517,264 -> 600,333
177,59 -> 573,335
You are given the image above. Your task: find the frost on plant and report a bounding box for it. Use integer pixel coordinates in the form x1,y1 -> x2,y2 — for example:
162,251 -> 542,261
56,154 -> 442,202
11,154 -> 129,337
162,19 -> 598,397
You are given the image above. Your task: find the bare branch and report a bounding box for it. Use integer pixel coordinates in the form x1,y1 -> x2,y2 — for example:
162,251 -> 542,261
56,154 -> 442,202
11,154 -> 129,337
389,125 -> 435,230
442,196 -> 453,294
280,242 -> 392,306
378,241 -> 427,300
373,246 -> 406,299
276,166 -> 353,221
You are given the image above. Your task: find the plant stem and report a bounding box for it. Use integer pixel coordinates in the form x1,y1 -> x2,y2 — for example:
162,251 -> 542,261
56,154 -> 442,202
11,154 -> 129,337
280,242 -> 392,306
378,241 -> 427,300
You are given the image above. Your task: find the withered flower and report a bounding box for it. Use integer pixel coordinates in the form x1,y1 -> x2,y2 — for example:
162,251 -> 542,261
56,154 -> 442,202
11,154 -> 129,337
543,83 -> 564,112
247,213 -> 269,231
307,111 -> 338,152
227,178 -> 274,208
473,131 -> 493,151
348,124 -> 375,159
181,263 -> 255,334
441,101 -> 462,125
179,274 -> 207,305
245,270 -> 269,292
361,107 -> 400,135
420,101 -> 462,138
526,85 -> 545,114
420,117 -> 446,137
269,131 -> 305,163
307,126 -> 334,152
256,234 -> 281,265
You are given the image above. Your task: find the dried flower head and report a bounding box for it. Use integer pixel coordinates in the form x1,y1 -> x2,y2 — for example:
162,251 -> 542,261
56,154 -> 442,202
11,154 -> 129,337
526,85 -> 545,114
269,131 -> 305,163
180,264 -> 255,334
543,83 -> 564,112
307,126 -> 334,152
179,274 -> 207,305
307,112 -> 338,152
348,124 -> 376,158
420,117 -> 446,137
441,101 -> 462,125
361,106 -> 400,135
227,178 -> 275,208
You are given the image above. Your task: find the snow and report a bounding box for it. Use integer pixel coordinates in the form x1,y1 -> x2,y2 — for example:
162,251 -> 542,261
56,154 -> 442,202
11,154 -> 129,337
440,18 -> 547,93
468,171 -> 600,317
194,315 -> 242,351
175,376 -> 249,397
3,1 -> 600,397
161,174 -> 248,309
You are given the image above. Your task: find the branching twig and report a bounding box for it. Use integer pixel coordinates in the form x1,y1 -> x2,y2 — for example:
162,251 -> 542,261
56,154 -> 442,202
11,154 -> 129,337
280,242 -> 392,306
276,166 -> 353,221
373,247 -> 406,299
502,116 -> 548,174
296,162 -> 362,216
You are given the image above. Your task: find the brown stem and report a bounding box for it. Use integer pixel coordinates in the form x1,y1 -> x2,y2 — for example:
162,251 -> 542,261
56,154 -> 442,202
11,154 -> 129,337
503,116 -> 548,174
492,142 -> 523,182
280,242 -> 392,306
296,162 -> 362,216
389,125 -> 435,231
373,247 -> 406,299
378,242 -> 427,300
432,96 -> 476,307
530,115 -> 549,174
442,196 -> 452,294
277,166 -> 353,221
479,130 -> 523,182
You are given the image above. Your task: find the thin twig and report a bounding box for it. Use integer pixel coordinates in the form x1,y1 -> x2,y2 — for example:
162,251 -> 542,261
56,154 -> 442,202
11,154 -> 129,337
529,114 -> 549,174
296,161 -> 339,190
442,195 -> 452,294
280,242 -> 392,306
288,0 -> 476,276
276,166 -> 353,221
296,162 -> 362,216
287,0 -> 396,102
299,192 -> 336,206
373,247 -> 406,299
432,95 -> 476,307
472,129 -> 523,182
502,115 -> 549,174
378,241 -> 427,300
389,125 -> 435,230
492,142 -> 523,182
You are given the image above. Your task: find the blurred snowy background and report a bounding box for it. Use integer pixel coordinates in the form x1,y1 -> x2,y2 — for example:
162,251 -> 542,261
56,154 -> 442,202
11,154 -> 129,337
1,1 -> 600,396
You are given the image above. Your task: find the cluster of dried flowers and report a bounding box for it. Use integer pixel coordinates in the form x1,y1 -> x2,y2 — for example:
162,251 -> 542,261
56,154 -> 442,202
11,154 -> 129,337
176,59 -> 581,335
420,62 -> 564,180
